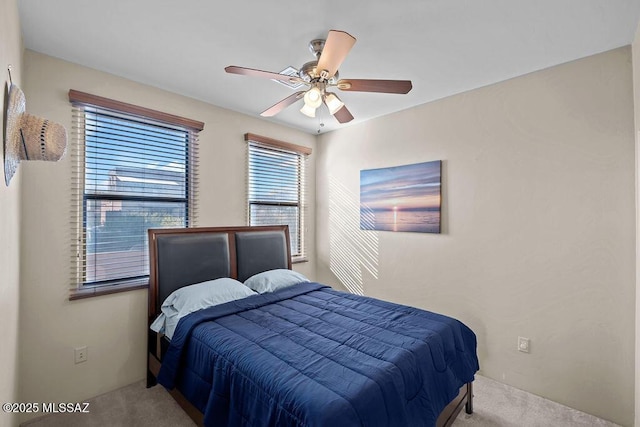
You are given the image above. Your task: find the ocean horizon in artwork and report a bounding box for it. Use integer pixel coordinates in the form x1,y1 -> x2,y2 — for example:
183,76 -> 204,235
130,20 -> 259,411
360,160 -> 441,233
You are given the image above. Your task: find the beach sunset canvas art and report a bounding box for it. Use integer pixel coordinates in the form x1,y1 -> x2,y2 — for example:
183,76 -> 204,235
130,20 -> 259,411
360,160 -> 441,233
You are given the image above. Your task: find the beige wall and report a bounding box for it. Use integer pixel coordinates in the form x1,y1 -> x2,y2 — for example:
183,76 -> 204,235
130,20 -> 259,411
633,22 -> 640,427
18,50 -> 316,423
0,0 -> 22,426
316,48 -> 635,426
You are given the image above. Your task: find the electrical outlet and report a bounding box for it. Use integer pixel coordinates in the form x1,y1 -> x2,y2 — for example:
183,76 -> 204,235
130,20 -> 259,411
74,346 -> 88,364
517,337 -> 530,353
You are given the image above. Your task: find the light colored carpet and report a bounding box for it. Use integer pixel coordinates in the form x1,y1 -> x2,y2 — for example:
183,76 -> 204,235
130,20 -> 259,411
21,381 -> 195,427
22,375 -> 619,427
452,376 -> 620,427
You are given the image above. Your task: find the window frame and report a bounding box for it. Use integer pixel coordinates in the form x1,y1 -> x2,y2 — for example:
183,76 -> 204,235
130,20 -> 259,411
68,90 -> 203,300
245,133 -> 311,263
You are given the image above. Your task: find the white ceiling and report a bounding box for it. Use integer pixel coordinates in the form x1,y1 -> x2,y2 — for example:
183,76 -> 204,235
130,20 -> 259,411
18,0 -> 640,135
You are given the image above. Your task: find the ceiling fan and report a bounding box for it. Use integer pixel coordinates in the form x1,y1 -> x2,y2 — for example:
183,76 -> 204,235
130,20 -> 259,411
225,30 -> 413,124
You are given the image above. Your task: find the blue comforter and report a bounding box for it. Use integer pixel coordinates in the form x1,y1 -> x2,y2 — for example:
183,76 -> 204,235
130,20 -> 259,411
158,282 -> 479,427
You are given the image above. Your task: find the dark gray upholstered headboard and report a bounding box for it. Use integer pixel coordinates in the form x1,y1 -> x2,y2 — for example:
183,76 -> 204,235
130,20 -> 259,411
236,230 -> 290,282
156,233 -> 231,306
148,225 -> 292,319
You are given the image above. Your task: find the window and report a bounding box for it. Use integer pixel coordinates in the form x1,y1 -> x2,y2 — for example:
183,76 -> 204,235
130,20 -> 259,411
245,133 -> 311,261
69,90 -> 203,299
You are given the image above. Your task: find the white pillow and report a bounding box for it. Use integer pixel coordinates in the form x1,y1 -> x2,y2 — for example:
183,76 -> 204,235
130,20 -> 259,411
150,277 -> 257,339
244,269 -> 310,294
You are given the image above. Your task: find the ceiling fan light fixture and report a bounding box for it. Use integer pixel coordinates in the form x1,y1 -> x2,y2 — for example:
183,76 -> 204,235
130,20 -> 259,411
324,93 -> 345,115
303,87 -> 322,108
224,29 -> 413,125
300,103 -> 316,118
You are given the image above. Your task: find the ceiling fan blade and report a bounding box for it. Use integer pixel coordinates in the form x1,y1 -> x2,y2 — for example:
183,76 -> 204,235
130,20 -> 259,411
337,79 -> 413,94
260,92 -> 305,117
333,104 -> 354,123
317,30 -> 356,79
225,65 -> 298,83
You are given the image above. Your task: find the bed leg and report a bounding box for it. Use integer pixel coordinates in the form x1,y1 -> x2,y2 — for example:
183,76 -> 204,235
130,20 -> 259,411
465,382 -> 473,414
147,370 -> 157,388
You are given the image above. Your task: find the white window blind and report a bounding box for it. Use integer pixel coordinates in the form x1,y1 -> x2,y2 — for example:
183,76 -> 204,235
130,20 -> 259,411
245,133 -> 310,261
69,90 -> 202,299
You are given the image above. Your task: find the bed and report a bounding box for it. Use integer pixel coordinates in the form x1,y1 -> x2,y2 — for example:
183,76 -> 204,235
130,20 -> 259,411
147,225 -> 479,426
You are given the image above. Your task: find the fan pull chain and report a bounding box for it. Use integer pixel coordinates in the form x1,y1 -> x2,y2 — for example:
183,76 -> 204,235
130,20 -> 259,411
316,102 -> 326,134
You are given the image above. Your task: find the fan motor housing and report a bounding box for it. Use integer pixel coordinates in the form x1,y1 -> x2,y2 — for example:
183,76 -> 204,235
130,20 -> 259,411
299,60 -> 339,84
300,38 -> 340,84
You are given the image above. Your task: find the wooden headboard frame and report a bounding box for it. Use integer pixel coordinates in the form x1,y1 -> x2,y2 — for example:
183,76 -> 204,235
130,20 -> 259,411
147,225 -> 292,323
